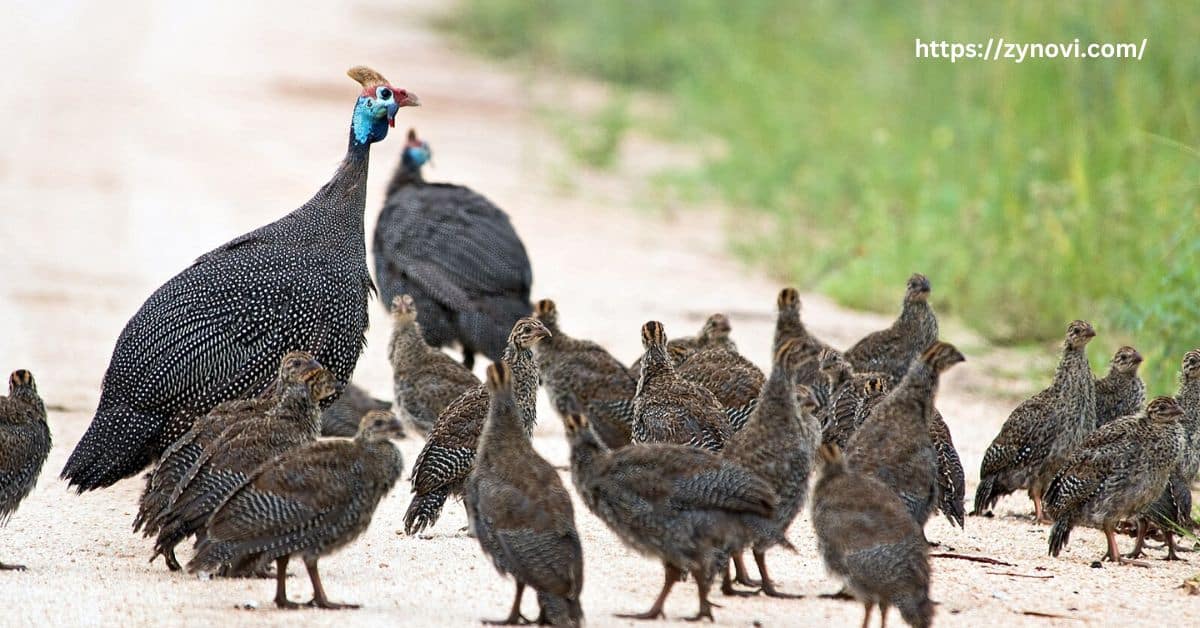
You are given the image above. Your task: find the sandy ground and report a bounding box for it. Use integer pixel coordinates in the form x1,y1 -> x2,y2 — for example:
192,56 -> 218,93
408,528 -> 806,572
0,1 -> 1196,626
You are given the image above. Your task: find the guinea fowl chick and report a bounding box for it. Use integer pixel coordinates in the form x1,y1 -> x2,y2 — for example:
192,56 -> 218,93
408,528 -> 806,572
844,274 -> 938,385
562,413 -> 776,622
190,410 -> 405,609
677,326 -> 766,432
632,321 -> 731,452
1094,346 -> 1145,428
320,383 -> 394,438
974,320 -> 1097,521
1046,397 -> 1185,565
151,362 -> 337,570
846,341 -> 965,528
373,128 -> 533,371
1134,350 -> 1200,560
721,339 -> 822,597
134,351 -> 321,571
532,298 -> 636,449
773,287 -> 835,397
629,313 -> 737,375
403,318 -> 550,535
466,363 -> 584,627
388,295 -> 481,437
812,444 -> 933,628
0,370 -> 52,571
817,348 -> 891,447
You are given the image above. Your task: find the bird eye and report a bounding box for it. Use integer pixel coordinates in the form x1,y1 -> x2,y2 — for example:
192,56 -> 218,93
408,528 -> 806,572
379,87 -> 392,100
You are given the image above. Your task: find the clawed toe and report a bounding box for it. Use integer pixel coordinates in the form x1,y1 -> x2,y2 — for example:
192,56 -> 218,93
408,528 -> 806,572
307,599 -> 360,610
616,610 -> 665,621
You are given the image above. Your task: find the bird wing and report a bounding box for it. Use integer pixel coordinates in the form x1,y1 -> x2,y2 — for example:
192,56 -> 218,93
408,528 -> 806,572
979,394 -> 1058,477
467,469 -> 581,596
102,248 -> 364,419
611,447 -> 775,516
375,185 -> 532,305
204,442 -> 359,546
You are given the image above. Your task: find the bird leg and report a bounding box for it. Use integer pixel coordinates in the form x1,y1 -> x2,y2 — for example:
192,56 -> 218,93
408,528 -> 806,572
274,557 -> 300,609
1031,492 -> 1052,525
303,556 -> 360,609
719,555 -> 758,597
683,568 -> 717,622
163,548 -> 182,572
754,550 -> 803,599
860,602 -> 873,628
1105,527 -> 1150,568
617,564 -> 679,620
0,560 -> 27,571
1125,519 -> 1148,559
879,603 -> 890,628
1163,531 -> 1187,562
733,551 -> 760,588
484,582 -> 531,625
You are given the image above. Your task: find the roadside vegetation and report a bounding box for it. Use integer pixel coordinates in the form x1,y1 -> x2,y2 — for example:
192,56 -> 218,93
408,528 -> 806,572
445,1 -> 1200,392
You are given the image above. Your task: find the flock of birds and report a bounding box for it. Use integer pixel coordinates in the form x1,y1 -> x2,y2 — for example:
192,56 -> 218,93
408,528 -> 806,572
1,65 -> 1198,627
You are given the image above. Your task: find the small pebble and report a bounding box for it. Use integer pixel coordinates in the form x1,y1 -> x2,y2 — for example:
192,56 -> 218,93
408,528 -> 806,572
1090,561 -> 1103,569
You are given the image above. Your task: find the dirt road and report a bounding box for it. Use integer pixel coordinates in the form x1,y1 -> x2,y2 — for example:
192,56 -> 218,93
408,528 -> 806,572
0,1 -> 1193,626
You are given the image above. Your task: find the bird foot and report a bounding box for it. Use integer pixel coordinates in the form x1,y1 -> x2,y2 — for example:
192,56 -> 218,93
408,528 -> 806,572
760,584 -> 804,599
0,562 -> 27,571
482,614 -> 532,625
1034,516 -> 1054,525
1117,558 -> 1152,568
164,553 -> 182,572
720,582 -> 759,597
819,589 -> 853,600
1124,550 -> 1145,560
616,609 -> 666,621
683,607 -> 715,622
306,599 -> 360,610
274,597 -> 302,610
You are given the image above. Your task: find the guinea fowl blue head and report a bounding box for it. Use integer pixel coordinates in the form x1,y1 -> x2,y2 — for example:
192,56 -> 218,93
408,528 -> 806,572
347,66 -> 420,148
401,128 -> 432,173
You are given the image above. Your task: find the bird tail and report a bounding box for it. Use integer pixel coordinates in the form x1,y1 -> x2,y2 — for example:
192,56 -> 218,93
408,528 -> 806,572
132,473 -> 159,534
970,475 -> 997,516
62,404 -> 166,491
537,591 -> 583,628
1048,519 -> 1073,557
403,486 -> 450,535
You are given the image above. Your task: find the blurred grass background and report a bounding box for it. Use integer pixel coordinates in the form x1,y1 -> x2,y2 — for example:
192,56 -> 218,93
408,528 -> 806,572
444,0 -> 1200,393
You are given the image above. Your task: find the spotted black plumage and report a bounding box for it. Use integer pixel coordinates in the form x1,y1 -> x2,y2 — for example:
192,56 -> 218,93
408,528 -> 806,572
62,68 -> 418,491
373,128 -> 533,370
1,370 -> 52,571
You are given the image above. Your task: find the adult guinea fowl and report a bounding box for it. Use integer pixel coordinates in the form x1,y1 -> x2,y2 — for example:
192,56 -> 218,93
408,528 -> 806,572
62,67 -> 418,492
373,128 -> 533,370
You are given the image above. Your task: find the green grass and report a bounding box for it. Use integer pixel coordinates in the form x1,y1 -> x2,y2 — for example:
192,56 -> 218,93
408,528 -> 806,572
444,1 -> 1200,393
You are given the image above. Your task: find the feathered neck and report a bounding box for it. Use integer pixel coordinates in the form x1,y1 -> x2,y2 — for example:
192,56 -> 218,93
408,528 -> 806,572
773,310 -> 807,351
267,383 -> 322,436
501,344 -> 541,434
1177,375 -> 1200,422
389,318 -> 433,372
1050,343 -> 1091,390
639,344 -> 675,388
478,392 -> 530,462
385,161 -> 424,196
